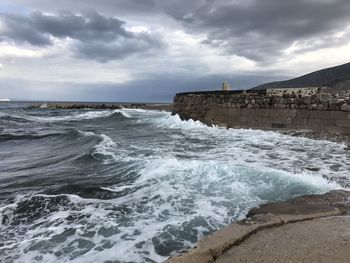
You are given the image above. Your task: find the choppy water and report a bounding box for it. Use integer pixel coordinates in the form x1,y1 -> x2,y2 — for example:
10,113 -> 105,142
0,102 -> 349,263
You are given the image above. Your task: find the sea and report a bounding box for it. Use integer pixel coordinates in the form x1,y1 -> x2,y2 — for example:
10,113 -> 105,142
0,101 -> 349,263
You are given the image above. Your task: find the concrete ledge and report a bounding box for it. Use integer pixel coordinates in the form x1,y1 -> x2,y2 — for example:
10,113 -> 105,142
165,190 -> 350,263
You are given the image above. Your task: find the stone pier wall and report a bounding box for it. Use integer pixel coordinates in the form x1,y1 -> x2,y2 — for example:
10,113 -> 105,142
173,89 -> 350,132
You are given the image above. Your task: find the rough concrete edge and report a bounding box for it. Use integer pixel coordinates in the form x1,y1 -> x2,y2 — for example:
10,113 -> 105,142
165,209 -> 342,263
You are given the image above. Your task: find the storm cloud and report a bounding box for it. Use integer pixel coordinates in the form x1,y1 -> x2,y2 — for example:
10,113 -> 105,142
166,0 -> 350,62
0,11 -> 164,62
4,0 -> 350,63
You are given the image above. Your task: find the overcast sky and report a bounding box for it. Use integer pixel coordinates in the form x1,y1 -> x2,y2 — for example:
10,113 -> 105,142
0,0 -> 350,102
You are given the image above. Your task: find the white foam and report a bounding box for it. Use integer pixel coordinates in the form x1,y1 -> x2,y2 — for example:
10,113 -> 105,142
0,156 -> 344,263
16,109 -> 131,123
33,110 -> 114,122
116,109 -> 131,118
78,130 -> 96,137
92,134 -> 118,161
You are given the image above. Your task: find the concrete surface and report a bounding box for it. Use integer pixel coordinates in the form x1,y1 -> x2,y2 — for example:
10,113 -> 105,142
216,216 -> 350,263
165,190 -> 350,263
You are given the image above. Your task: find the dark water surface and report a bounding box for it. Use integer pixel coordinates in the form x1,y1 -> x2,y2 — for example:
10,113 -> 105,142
0,101 -> 349,262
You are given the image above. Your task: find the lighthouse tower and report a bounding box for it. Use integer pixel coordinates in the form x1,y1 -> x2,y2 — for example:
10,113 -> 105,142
222,81 -> 230,91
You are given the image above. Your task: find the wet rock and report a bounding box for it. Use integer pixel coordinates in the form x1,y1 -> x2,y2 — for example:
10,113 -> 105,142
304,167 -> 321,172
341,103 -> 350,112
247,190 -> 350,217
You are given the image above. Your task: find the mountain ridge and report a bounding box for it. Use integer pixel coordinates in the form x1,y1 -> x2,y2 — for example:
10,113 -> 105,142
251,62 -> 350,90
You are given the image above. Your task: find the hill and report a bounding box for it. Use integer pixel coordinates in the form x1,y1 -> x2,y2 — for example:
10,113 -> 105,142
251,62 -> 350,90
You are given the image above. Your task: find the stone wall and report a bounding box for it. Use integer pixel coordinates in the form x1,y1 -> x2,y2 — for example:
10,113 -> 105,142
173,89 -> 350,132
266,87 -> 321,97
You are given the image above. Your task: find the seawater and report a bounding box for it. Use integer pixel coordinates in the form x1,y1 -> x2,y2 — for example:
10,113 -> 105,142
0,102 -> 349,263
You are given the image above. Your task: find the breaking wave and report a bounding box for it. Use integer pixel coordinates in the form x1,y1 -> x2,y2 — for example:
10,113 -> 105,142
0,109 -> 131,124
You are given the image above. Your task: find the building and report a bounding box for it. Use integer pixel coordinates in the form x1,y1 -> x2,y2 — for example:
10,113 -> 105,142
222,81 -> 230,91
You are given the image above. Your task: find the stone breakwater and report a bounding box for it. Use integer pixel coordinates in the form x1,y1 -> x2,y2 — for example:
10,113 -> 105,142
30,103 -> 173,112
173,89 -> 350,132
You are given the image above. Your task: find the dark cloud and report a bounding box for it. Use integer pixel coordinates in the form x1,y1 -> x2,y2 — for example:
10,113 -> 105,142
165,0 -> 350,63
0,13 -> 51,45
0,11 -> 164,62
3,0 -> 350,63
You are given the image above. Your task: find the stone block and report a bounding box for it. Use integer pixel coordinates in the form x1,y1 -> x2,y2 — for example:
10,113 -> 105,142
341,103 -> 350,112
240,116 -> 248,123
309,111 -> 331,120
330,111 -> 348,120
286,123 -> 298,129
296,110 -> 309,118
336,119 -> 350,128
294,118 -> 309,127
285,117 -> 293,124
321,119 -> 337,128
317,104 -> 328,110
308,104 -> 318,110
255,109 -> 271,117
271,123 -> 287,129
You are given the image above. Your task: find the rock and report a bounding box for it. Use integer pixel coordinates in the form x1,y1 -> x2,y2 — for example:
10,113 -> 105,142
305,167 -> 321,172
341,103 -> 350,112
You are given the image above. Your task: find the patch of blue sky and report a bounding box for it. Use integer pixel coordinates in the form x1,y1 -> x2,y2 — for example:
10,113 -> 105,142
0,3 -> 30,14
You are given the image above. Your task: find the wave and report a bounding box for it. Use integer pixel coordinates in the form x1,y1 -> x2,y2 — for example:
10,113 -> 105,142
0,129 -> 131,165
90,133 -> 137,164
0,109 -> 131,124
0,113 -> 33,123
92,134 -> 118,162
46,185 -> 132,200
27,110 -> 118,122
0,129 -> 101,143
0,132 -> 60,142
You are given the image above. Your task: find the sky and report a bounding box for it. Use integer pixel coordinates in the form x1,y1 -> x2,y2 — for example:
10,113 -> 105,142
0,0 -> 350,102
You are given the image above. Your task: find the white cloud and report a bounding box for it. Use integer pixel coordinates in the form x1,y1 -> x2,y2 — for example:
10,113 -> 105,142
0,56 -> 132,84
0,39 -> 70,59
277,42 -> 350,76
127,26 -> 151,33
0,43 -> 46,58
